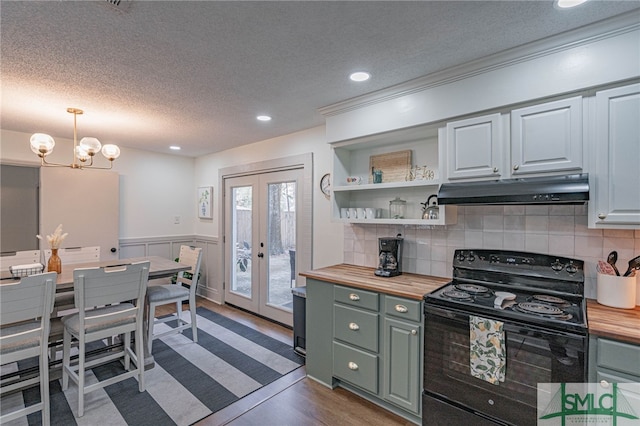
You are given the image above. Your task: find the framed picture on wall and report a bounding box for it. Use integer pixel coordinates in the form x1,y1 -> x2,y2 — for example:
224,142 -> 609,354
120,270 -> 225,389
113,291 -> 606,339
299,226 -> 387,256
198,186 -> 213,219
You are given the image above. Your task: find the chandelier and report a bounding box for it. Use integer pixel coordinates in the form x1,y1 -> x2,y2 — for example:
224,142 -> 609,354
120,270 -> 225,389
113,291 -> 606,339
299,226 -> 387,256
29,108 -> 120,169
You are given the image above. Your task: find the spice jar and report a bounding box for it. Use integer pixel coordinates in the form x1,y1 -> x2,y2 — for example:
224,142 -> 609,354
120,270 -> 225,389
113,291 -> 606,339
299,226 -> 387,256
389,197 -> 406,219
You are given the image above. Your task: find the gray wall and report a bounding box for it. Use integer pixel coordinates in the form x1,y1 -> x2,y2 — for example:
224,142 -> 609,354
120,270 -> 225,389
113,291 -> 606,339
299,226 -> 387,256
1,165 -> 39,252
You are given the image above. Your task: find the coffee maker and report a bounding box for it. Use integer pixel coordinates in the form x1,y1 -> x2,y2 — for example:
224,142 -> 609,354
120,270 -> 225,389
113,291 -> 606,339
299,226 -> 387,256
374,234 -> 403,277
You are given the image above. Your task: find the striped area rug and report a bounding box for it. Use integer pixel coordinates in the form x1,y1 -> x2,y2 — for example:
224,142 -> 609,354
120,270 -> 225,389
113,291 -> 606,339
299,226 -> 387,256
2,307 -> 304,426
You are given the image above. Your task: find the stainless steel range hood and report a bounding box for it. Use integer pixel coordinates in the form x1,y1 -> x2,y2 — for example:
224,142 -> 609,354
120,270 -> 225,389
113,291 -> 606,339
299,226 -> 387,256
437,173 -> 589,205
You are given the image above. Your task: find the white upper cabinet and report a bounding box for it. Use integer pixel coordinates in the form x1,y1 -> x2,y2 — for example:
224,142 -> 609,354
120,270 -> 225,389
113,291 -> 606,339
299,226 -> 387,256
590,83 -> 640,228
510,96 -> 583,176
443,97 -> 584,182
445,114 -> 503,180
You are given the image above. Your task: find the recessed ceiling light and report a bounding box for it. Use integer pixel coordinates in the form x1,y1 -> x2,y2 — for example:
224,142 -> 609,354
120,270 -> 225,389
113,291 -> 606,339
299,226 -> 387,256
169,145 -> 181,150
256,115 -> 272,121
555,0 -> 588,8
349,72 -> 371,82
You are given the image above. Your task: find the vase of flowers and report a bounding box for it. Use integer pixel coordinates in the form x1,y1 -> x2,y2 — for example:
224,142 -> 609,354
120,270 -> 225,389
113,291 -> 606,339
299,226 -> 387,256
37,224 -> 68,274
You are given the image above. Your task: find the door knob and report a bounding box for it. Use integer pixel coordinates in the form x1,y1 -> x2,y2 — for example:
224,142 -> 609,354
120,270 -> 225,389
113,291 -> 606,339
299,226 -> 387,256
257,252 -> 264,258
110,247 -> 117,253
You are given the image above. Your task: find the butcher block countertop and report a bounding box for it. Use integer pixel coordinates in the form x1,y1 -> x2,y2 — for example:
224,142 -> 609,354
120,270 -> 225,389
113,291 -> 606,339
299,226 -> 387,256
300,264 -> 449,300
587,299 -> 640,345
301,264 -> 640,345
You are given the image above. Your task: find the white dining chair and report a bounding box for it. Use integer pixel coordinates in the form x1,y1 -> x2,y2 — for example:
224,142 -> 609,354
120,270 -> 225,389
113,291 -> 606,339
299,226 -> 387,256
0,250 -> 41,272
0,272 -> 57,426
43,246 -> 100,265
49,246 -> 101,315
61,261 -> 149,417
147,245 -> 202,354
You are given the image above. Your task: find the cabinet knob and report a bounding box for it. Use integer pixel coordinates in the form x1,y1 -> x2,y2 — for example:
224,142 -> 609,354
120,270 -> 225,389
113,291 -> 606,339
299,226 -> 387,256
395,304 -> 408,313
600,380 -> 610,388
513,165 -> 519,171
493,167 -> 498,173
349,293 -> 360,301
348,362 -> 359,371
598,213 -> 607,220
411,329 -> 417,335
348,322 -> 360,331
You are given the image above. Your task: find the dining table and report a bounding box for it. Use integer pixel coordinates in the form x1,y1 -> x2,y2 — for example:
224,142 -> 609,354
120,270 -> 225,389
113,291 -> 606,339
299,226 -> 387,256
1,255 -> 191,374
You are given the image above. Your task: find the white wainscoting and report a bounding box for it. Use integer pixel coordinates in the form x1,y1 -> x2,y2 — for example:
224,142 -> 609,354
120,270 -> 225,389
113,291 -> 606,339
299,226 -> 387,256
119,235 -> 221,302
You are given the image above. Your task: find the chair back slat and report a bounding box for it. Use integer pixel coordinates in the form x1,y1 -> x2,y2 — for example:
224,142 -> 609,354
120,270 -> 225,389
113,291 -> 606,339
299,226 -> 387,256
44,246 -> 100,265
0,250 -> 41,272
73,261 -> 149,309
176,246 -> 202,290
0,272 -> 56,326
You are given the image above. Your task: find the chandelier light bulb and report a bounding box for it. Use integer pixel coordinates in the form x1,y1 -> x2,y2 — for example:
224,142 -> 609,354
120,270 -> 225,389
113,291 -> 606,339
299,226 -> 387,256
75,146 -> 90,162
101,144 -> 121,161
79,137 -> 102,155
29,133 -> 55,156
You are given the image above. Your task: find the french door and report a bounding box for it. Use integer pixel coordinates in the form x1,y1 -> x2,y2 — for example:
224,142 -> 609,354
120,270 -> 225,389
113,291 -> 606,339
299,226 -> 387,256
224,169 -> 301,326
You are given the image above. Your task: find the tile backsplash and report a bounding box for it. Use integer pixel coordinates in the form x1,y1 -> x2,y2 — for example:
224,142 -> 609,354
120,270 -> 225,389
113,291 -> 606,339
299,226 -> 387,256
343,205 -> 640,299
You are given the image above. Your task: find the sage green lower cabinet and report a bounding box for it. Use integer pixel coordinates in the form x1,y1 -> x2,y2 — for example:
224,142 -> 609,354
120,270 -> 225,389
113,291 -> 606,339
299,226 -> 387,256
306,279 -> 423,424
383,317 -> 421,413
588,335 -> 640,413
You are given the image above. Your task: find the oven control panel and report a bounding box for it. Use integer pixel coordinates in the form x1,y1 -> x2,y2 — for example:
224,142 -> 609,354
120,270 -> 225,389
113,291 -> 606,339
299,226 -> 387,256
453,249 -> 584,280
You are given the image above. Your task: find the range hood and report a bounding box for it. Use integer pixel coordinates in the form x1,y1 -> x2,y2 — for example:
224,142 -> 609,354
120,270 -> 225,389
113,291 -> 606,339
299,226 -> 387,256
437,173 -> 589,205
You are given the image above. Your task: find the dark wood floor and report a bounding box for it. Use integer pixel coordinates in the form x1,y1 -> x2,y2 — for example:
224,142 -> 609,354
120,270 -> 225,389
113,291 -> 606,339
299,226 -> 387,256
158,298 -> 413,426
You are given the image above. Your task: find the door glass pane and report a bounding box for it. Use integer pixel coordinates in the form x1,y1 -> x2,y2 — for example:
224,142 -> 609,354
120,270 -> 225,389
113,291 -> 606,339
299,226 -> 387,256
231,186 -> 252,298
266,181 -> 296,310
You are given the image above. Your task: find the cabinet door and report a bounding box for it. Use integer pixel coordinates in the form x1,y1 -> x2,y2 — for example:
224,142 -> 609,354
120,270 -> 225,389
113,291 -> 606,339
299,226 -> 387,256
382,317 -> 421,414
592,84 -> 640,227
510,96 -> 582,176
446,114 -> 502,180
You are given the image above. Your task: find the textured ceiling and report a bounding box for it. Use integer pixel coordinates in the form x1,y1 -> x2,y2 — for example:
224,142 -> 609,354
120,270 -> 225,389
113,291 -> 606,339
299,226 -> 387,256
2,1 -> 639,157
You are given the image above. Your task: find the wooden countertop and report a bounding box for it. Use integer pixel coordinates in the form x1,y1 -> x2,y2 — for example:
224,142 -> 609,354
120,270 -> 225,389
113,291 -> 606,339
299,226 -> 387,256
300,264 -> 449,300
587,299 -> 640,344
301,264 -> 640,345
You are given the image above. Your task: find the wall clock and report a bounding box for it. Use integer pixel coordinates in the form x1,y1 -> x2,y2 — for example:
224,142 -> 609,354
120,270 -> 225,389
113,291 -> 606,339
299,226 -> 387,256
320,173 -> 331,199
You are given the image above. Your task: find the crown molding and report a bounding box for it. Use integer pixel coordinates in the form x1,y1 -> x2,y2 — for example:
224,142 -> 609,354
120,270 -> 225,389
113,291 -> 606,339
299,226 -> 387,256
318,12 -> 640,117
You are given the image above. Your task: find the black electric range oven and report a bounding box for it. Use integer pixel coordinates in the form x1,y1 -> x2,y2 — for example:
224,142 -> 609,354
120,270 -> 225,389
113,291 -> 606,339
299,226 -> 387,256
423,250 -> 588,426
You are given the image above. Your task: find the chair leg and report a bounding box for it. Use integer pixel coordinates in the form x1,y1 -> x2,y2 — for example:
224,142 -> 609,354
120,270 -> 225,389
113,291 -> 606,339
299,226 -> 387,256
40,347 -> 51,426
136,322 -> 145,392
147,303 -> 156,355
78,336 -> 85,417
190,296 -> 198,343
123,331 -> 131,370
176,301 -> 182,325
62,329 -> 71,390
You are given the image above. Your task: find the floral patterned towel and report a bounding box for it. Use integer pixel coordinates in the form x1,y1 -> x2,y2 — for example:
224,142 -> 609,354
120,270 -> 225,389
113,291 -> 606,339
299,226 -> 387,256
469,315 -> 506,385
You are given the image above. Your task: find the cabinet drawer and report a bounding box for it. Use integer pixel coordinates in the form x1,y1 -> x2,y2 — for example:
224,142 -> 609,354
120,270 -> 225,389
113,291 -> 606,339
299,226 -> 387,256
334,304 -> 379,352
334,285 -> 379,311
384,296 -> 421,322
597,339 -> 640,377
333,341 -> 378,394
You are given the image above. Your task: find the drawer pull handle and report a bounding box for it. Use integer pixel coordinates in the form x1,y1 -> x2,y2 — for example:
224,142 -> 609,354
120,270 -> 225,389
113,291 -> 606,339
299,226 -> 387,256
513,165 -> 519,171
349,293 -> 360,301
395,304 -> 408,313
600,380 -> 610,388
348,362 -> 358,371
348,322 -> 359,331
598,213 -> 606,220
411,329 -> 417,335
493,167 -> 499,173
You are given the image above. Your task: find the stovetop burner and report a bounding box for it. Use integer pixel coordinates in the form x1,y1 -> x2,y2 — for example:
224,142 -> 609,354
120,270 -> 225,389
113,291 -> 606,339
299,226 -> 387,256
514,301 -> 573,321
454,284 -> 489,294
442,290 -> 473,300
531,294 -> 570,307
424,249 -> 587,334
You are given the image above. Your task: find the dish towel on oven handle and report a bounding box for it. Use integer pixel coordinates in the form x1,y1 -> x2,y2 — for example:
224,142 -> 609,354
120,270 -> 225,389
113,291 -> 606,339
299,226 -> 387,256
469,315 -> 506,385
